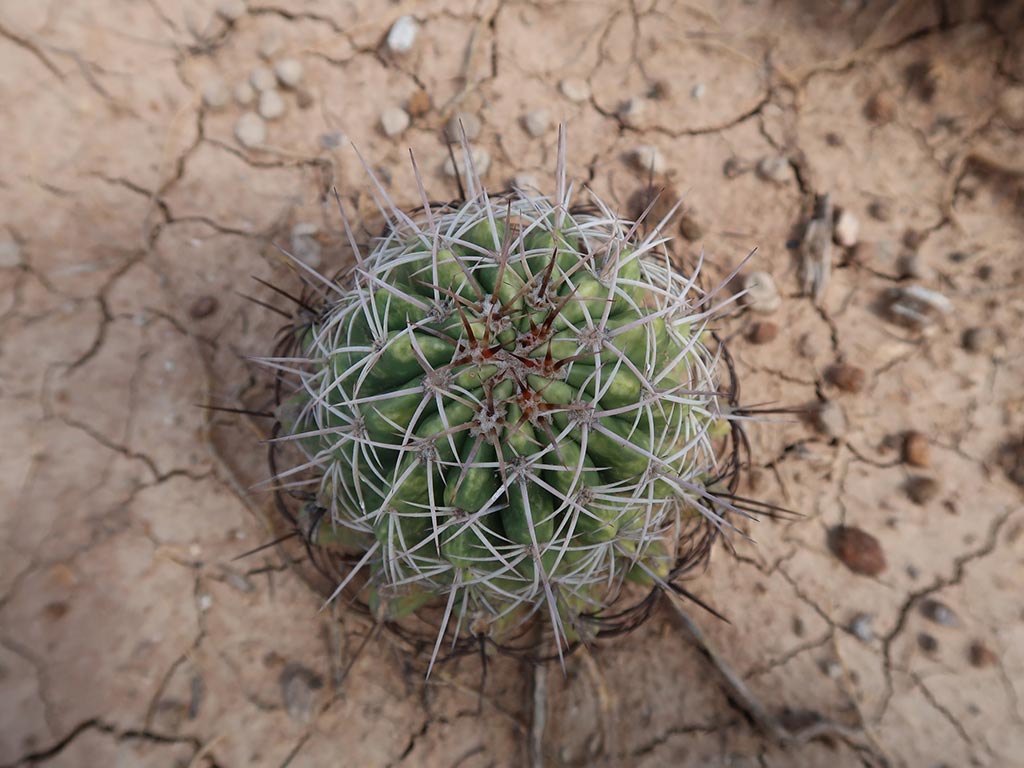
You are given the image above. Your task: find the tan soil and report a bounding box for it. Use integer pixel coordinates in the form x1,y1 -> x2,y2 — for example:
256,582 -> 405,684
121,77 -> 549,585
2,1 -> 1023,766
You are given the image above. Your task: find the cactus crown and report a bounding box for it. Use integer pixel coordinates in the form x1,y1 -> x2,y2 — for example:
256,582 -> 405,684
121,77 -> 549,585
266,131 -> 745,670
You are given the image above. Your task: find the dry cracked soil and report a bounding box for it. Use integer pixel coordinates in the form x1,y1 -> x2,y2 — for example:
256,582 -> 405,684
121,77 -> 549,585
2,0 -> 1024,766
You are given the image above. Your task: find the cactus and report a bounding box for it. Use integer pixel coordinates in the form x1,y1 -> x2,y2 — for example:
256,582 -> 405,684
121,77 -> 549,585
265,130 -> 748,669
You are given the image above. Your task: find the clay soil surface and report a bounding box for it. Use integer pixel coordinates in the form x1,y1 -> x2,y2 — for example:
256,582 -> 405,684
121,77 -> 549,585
2,1 -> 1024,766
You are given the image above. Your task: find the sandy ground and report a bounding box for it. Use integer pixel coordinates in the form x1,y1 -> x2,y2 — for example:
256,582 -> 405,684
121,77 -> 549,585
2,0 -> 1024,766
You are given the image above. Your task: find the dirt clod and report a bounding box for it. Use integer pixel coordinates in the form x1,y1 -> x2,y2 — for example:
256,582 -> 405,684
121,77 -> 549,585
189,296 -> 219,320
906,476 -> 940,505
826,363 -> 866,393
829,525 -> 887,576
902,431 -> 931,467
747,322 -> 777,345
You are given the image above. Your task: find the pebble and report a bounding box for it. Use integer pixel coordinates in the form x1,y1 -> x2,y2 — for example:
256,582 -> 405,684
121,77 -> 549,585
0,239 -> 21,268
902,431 -> 931,467
380,106 -> 410,138
869,203 -> 895,226
513,172 -> 540,190
619,96 -> 647,127
903,228 -> 926,251
188,295 -> 219,320
445,111 -> 482,142
215,0 -> 246,22
814,400 -> 847,439
648,80 -> 671,100
821,659 -> 843,679
274,58 -> 303,89
884,285 -> 952,329
201,78 -> 231,109
748,321 -> 778,345
906,475 -> 940,505
296,88 -> 314,109
319,131 -> 345,150
291,222 -> 321,267
258,89 -> 286,120
407,89 -> 431,117
829,525 -> 887,576
865,92 -> 896,124
826,363 -> 866,393
897,252 -> 929,280
691,83 -> 706,100
723,157 -> 745,178
234,112 -> 266,148
679,212 -> 703,241
833,209 -> 859,247
233,81 -> 256,106
756,155 -> 790,184
250,66 -> 277,92
279,663 -> 323,724
741,271 -> 781,313
920,599 -> 959,627
628,145 -> 665,175
386,15 -> 419,54
443,147 -> 492,178
962,326 -> 997,353
849,613 -> 875,643
997,436 -> 1024,488
917,632 -> 939,653
522,108 -> 550,138
968,640 -> 997,668
258,30 -> 284,60
797,332 -> 823,359
559,77 -> 591,102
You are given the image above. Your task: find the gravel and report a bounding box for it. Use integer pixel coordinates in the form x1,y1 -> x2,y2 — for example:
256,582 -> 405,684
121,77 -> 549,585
849,613 -> 875,643
828,525 -> 887,576
234,112 -> 266,148
258,90 -> 286,120
250,67 -> 277,92
274,59 -> 303,89
258,31 -> 283,60
756,155 -> 790,184
902,431 -> 930,467
559,77 -> 591,102
833,209 -> 860,247
201,79 -> 231,109
233,81 -> 256,106
741,271 -> 781,313
380,106 -> 410,138
522,109 -> 550,138
386,15 -> 419,54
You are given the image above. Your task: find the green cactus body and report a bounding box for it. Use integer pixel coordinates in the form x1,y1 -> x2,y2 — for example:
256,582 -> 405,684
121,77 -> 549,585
275,172 -> 727,656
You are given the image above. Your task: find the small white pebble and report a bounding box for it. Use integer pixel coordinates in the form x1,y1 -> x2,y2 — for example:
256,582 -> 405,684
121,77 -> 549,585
234,112 -> 267,148
445,112 -> 482,141
201,78 -> 231,109
443,147 -> 491,178
0,240 -> 21,268
815,400 -> 848,439
250,66 -> 276,92
742,271 -> 781,313
258,30 -> 284,60
258,89 -> 286,120
198,594 -> 213,611
756,155 -> 790,184
821,659 -> 843,679
188,543 -> 202,558
380,106 -> 410,137
691,83 -> 706,100
559,77 -> 591,103
833,209 -> 860,247
274,58 -> 303,89
513,172 -> 540,190
522,109 -> 549,138
233,81 -> 256,106
163,359 -> 175,372
215,0 -> 246,21
849,613 -> 874,642
319,131 -> 345,150
628,145 -> 665,175
619,96 -> 647,127
386,15 -> 419,54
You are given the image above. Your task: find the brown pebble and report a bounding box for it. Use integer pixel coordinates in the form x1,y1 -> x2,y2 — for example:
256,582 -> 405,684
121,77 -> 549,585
44,602 -> 69,620
903,228 -> 926,250
997,436 -> 1024,487
679,212 -> 703,241
723,157 -> 743,178
868,200 -> 893,222
296,88 -> 314,110
828,525 -> 887,576
748,321 -> 778,345
824,132 -> 843,147
189,295 -> 219,319
917,632 -> 939,653
826,363 -> 866,393
407,89 -> 431,118
902,431 -> 930,467
962,326 -> 997,353
968,640 -> 997,668
865,92 -> 896,124
906,475 -> 940,505
975,264 -> 993,281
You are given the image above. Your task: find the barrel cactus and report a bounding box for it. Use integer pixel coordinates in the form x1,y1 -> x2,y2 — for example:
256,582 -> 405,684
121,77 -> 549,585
267,131 -> 746,669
